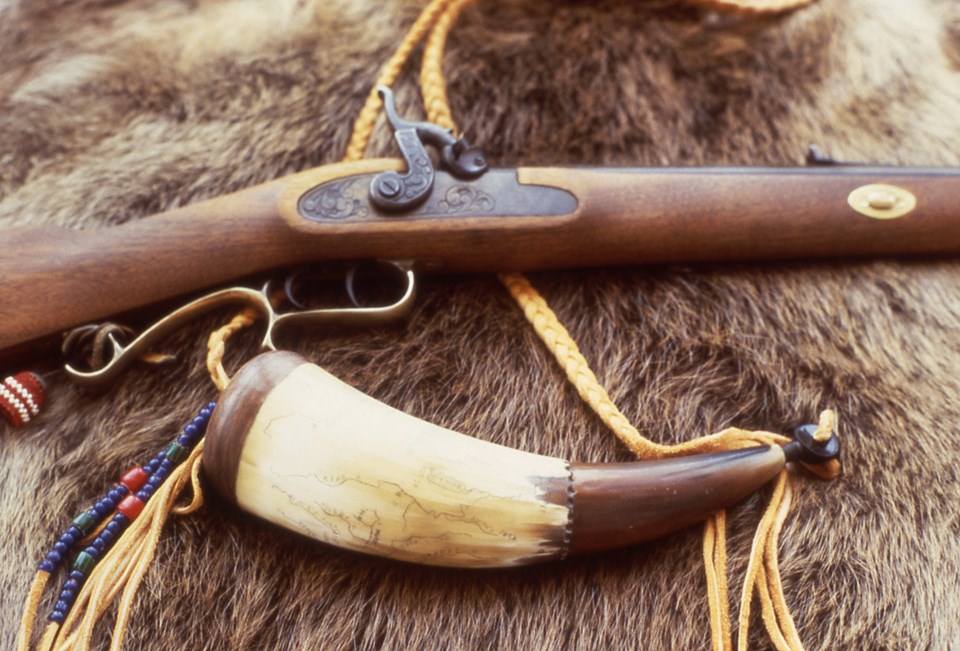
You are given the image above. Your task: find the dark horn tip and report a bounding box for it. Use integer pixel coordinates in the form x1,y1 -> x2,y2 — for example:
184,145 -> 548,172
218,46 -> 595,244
783,423 -> 841,464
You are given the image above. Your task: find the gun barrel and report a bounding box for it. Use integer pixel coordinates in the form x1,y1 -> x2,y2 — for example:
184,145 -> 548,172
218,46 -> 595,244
2,160 -> 958,356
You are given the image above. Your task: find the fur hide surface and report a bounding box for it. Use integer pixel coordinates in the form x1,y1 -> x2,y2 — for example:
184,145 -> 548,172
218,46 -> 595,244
3,0 -> 960,648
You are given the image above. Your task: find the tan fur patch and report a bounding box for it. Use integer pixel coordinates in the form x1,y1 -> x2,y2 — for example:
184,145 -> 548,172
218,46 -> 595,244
3,0 -> 960,648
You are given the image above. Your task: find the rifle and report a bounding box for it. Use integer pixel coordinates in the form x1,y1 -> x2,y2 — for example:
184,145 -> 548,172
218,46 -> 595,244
2,89 -> 958,368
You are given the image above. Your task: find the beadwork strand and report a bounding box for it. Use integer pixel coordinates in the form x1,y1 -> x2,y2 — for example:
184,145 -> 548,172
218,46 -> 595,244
17,1 -> 834,649
16,402 -> 215,650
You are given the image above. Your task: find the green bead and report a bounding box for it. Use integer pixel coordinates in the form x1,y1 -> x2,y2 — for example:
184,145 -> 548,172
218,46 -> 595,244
165,441 -> 188,465
73,551 -> 96,575
72,511 -> 97,535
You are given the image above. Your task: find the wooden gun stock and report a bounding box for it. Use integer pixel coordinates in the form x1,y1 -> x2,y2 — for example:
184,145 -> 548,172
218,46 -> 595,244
2,159 -> 959,355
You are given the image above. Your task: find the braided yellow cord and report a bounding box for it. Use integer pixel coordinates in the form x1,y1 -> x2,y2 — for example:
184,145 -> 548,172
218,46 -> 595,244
420,0 -> 472,130
499,274 -> 663,455
415,4 -> 796,461
205,308 -> 259,391
498,273 -> 795,455
417,2 -> 834,651
343,0 -> 460,162
16,1 -> 830,649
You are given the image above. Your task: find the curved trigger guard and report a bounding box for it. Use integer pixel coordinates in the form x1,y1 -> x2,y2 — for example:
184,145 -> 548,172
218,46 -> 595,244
64,287 -> 274,389
270,260 -> 417,336
63,261 -> 417,390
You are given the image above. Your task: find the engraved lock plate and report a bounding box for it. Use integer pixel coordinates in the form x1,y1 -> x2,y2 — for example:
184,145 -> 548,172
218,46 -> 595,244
847,184 -> 916,219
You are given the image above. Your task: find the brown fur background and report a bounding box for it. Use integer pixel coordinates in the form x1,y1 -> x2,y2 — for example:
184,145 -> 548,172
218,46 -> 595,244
3,0 -> 960,648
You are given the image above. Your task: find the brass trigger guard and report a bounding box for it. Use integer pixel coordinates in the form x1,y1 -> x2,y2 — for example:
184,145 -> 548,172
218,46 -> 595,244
64,260 -> 417,389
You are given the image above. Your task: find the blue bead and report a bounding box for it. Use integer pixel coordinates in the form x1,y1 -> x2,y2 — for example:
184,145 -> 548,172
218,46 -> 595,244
60,588 -> 76,602
136,487 -> 152,501
53,542 -> 69,555
55,600 -> 69,613
106,520 -> 122,535
92,538 -> 106,552
49,611 -> 66,624
60,531 -> 77,547
39,560 -> 55,572
45,551 -> 62,564
101,529 -> 115,544
94,501 -> 112,517
82,546 -> 100,560
65,578 -> 81,591
177,434 -> 193,447
148,474 -> 166,488
69,570 -> 85,581
114,514 -> 130,527
67,525 -> 83,539
160,458 -> 173,471
108,487 -> 122,501
184,423 -> 199,437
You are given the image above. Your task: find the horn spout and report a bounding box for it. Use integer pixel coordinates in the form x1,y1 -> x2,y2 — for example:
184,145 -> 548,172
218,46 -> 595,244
568,447 -> 784,555
203,352 -> 785,568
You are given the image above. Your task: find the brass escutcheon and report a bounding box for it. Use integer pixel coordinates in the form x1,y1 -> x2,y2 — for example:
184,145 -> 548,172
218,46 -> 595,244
847,184 -> 916,219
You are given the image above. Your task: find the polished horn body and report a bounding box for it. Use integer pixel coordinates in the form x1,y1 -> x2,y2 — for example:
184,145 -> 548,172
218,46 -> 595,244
203,352 -> 786,568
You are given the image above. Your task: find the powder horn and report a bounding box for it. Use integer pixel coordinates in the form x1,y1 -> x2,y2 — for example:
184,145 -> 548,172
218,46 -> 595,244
203,352 -> 788,568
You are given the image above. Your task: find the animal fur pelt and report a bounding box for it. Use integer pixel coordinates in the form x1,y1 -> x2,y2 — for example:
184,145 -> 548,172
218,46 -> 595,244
3,0 -> 960,648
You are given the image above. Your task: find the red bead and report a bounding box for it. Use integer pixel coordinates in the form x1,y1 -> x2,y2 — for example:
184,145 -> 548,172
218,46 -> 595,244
119,467 -> 149,492
116,495 -> 145,520
0,371 -> 45,428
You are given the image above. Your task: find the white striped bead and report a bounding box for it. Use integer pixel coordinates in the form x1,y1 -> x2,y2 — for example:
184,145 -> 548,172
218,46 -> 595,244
4,376 -> 39,415
0,384 -> 30,425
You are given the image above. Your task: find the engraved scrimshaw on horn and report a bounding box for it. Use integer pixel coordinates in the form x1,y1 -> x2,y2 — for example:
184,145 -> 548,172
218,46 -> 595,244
203,352 -> 786,568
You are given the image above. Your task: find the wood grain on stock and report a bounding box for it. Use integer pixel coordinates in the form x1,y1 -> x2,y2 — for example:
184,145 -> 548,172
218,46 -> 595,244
2,161 -> 958,354
0,160 -> 395,353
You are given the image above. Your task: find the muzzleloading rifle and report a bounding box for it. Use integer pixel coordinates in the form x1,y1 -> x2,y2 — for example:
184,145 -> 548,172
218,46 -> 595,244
1,89 -> 958,364
3,87 -> 911,650
0,87 -> 934,578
